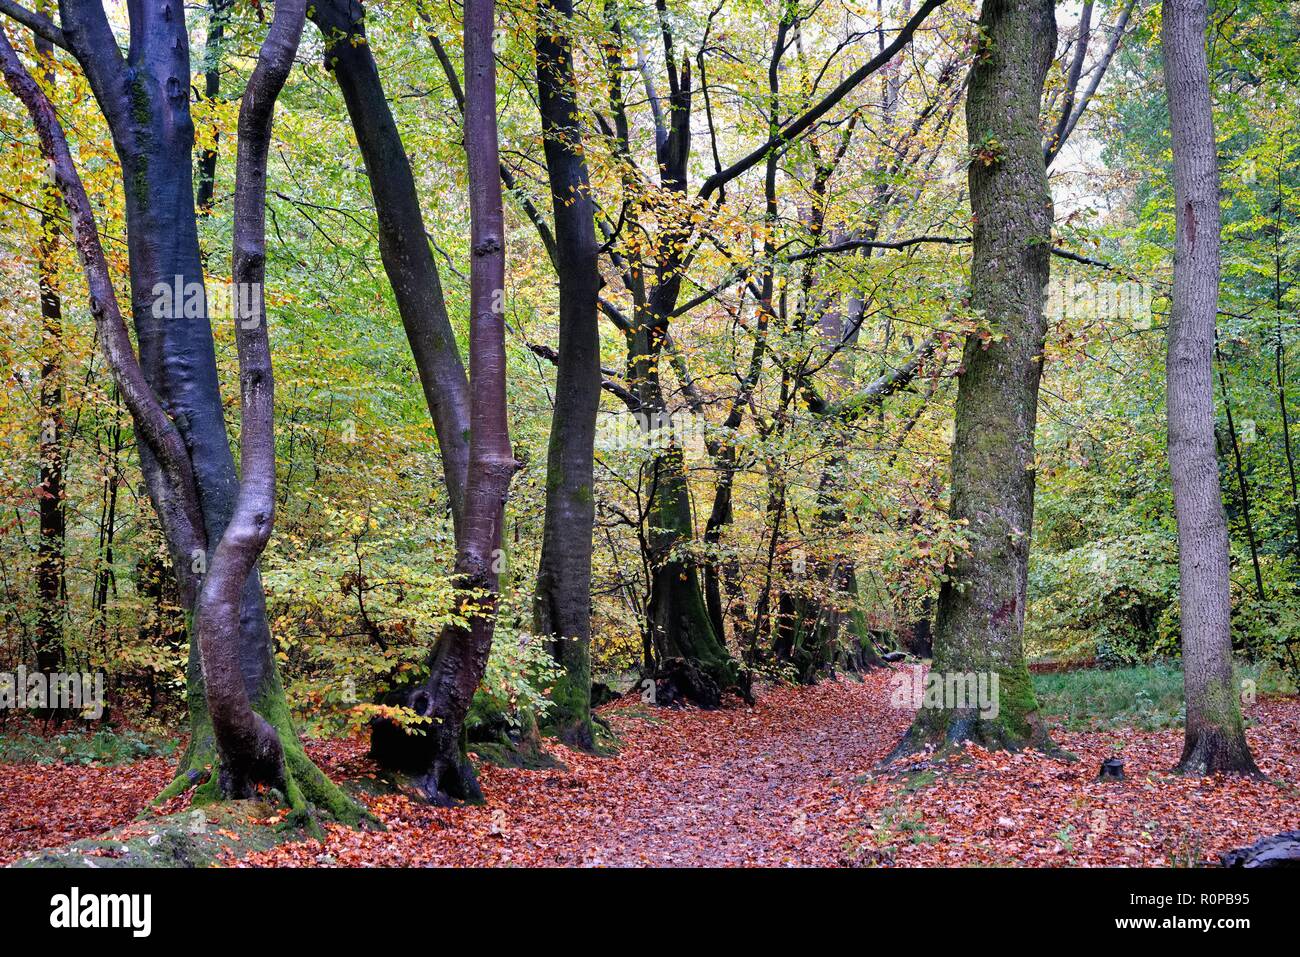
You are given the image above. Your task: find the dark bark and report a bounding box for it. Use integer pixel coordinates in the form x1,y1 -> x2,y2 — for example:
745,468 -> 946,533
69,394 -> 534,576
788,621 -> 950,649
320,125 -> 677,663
370,0 -> 517,803
194,0 -> 231,216
531,0 -> 602,751
1161,0 -> 1258,776
310,0 -> 472,533
33,25 -> 65,683
191,0 -> 307,799
4,0 -> 360,818
1273,143 -> 1300,553
1216,350 -> 1266,600
893,0 -> 1058,757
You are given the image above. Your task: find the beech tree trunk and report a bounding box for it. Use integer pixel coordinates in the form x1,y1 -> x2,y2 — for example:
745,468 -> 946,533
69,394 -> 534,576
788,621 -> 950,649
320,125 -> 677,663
310,0 -> 472,532
1160,0 -> 1258,776
190,0 -> 308,800
3,0 -> 360,819
893,0 -> 1056,756
369,0 -> 517,803
531,0 -> 602,750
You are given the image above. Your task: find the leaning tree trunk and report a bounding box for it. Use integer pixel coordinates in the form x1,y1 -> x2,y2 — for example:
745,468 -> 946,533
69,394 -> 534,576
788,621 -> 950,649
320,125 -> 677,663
1161,0 -> 1258,776
892,0 -> 1057,756
310,0 -> 472,532
531,0 -> 602,750
369,0 -> 517,803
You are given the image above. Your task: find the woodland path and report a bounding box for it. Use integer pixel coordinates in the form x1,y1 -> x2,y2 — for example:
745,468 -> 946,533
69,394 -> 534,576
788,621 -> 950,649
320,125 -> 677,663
5,671 -> 1299,867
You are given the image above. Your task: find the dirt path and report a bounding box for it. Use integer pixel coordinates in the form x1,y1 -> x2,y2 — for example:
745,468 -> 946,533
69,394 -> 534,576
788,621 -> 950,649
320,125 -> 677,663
7,672 -> 1298,867
242,673 -> 912,866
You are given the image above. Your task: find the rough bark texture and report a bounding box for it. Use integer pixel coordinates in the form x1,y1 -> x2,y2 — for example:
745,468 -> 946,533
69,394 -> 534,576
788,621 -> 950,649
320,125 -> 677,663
531,0 -> 602,750
893,0 -> 1056,756
310,0 -> 472,533
1160,0 -> 1258,776
369,0 -> 517,803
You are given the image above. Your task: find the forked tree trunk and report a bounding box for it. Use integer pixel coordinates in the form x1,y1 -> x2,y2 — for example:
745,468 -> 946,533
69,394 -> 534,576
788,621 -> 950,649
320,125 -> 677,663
1160,0 -> 1258,776
369,0 -> 517,803
892,0 -> 1057,756
531,0 -> 602,750
5,1 -> 360,820
190,0 -> 308,800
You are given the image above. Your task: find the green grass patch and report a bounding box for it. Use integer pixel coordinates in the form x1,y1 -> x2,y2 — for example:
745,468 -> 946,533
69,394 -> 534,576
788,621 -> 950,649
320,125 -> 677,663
0,728 -> 179,766
1032,660 -> 1294,732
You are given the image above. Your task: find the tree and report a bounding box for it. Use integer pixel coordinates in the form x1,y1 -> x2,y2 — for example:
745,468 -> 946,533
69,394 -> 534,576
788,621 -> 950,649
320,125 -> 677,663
893,0 -> 1058,755
1160,0 -> 1259,775
369,0 -> 518,803
531,0 -> 603,749
32,14 -> 64,688
0,0 -> 359,818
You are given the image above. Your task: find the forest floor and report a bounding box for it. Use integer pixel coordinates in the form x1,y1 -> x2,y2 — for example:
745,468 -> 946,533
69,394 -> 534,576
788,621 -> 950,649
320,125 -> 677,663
3,670 -> 1299,867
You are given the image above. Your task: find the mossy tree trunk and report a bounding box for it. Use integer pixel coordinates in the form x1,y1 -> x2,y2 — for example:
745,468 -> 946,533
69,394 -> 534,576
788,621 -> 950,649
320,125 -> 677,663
3,0 -> 362,823
1160,0 -> 1259,775
774,457 -> 883,682
892,0 -> 1057,756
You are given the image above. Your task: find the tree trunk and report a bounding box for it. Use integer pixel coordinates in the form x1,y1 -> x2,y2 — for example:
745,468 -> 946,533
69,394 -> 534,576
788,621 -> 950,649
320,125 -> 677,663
1216,351 -> 1266,600
194,0 -> 232,217
369,0 -> 517,803
33,26 -> 65,686
892,0 -> 1057,756
190,0 -> 308,800
1160,0 -> 1258,776
8,1 -> 360,819
531,0 -> 602,751
310,0 -> 472,533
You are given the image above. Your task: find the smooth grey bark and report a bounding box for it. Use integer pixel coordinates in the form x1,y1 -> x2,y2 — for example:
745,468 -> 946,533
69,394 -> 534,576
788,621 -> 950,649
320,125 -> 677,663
531,0 -> 602,750
191,0 -> 307,799
2,0 -> 360,818
369,0 -> 517,803
893,0 -> 1057,756
1160,0 -> 1258,775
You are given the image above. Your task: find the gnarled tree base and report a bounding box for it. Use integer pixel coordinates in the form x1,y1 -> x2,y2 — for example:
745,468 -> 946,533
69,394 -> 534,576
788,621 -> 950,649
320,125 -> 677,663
887,705 -> 1060,764
369,706 -> 484,807
155,688 -> 368,834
